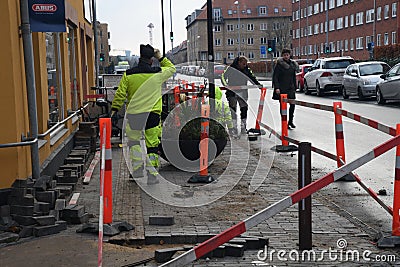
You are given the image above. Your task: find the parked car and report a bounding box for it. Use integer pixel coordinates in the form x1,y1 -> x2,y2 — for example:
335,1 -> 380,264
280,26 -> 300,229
214,65 -> 225,78
342,61 -> 390,100
296,64 -> 312,92
175,65 -> 182,74
375,62 -> 400,105
304,56 -> 355,96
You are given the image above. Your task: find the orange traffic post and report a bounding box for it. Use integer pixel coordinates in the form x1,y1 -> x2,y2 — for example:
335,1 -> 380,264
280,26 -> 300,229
188,104 -> 214,183
281,94 -> 289,147
333,102 -> 346,167
99,118 -> 112,224
273,94 -> 297,152
173,86 -> 181,127
393,123 -> 400,236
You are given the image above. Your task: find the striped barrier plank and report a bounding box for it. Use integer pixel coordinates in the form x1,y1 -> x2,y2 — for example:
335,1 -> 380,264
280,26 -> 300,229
336,108 -> 397,136
161,133 -> 400,266
83,151 -> 101,185
285,99 -> 334,112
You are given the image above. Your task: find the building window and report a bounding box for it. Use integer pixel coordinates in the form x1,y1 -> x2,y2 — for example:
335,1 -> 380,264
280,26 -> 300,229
392,3 -> 397,17
337,41 -> 340,51
247,37 -> 254,45
350,14 -> 354,26
321,1 -> 324,12
384,5 -> 389,19
247,8 -> 252,14
227,38 -> 234,46
314,3 -> 319,14
213,8 -> 222,22
247,24 -> 254,31
356,12 -> 363,25
331,42 -> 335,53
308,6 -> 313,16
392,32 -> 396,44
260,52 -> 267,59
273,22 -> 280,30
345,16 -> 349,27
215,52 -> 222,61
228,9 -> 233,15
227,52 -> 235,59
308,25 -> 313,35
260,37 -> 267,44
320,22 -> 324,33
248,51 -> 255,59
356,37 -> 364,50
337,17 -> 343,29
345,39 -> 348,51
377,6 -> 382,21
345,0 -> 348,3
366,9 -> 374,23
377,33 -> 381,46
214,25 -> 221,32
337,0 -> 343,7
260,23 -> 267,30
227,24 -> 234,31
384,33 -> 389,45
259,6 -> 267,15
274,7 -> 279,14
350,38 -> 354,51
329,0 -> 335,9
366,36 -> 373,48
329,19 -> 335,31
314,24 -> 319,34
215,39 -> 221,46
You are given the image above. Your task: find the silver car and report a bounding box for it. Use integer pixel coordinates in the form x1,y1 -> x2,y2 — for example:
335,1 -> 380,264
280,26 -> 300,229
342,61 -> 390,100
304,56 -> 355,96
376,62 -> 400,104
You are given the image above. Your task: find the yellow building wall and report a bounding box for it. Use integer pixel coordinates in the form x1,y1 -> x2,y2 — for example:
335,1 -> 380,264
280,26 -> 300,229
0,0 -> 95,188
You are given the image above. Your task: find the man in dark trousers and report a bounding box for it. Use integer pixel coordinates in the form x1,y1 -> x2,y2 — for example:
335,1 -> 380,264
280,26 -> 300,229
272,48 -> 299,129
221,56 -> 261,134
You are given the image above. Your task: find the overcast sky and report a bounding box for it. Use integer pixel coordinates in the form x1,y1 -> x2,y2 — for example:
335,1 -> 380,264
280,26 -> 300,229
96,0 -> 206,55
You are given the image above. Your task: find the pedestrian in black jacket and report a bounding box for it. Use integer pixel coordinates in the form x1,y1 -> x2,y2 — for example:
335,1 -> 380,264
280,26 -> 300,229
272,48 -> 299,129
221,56 -> 261,134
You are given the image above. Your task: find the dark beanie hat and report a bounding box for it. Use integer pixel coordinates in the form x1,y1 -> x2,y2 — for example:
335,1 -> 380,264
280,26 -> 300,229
140,44 -> 155,59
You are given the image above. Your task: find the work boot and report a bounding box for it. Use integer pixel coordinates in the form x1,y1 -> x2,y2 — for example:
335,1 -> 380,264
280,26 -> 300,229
146,172 -> 159,185
240,119 -> 247,134
131,167 -> 144,178
288,121 -> 296,129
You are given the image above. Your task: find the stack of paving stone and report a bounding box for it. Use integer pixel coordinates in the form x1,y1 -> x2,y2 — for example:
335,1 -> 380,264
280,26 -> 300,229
74,121 -> 97,153
0,145 -> 92,243
0,178 -> 67,243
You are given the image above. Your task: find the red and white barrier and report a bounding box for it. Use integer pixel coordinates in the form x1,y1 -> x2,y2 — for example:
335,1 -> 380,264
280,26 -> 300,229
333,102 -> 346,167
161,133 -> 400,266
393,124 -> 400,236
280,94 -> 289,147
98,123 -> 106,267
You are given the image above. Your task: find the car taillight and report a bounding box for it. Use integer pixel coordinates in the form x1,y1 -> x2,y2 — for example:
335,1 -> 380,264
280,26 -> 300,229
320,72 -> 333,77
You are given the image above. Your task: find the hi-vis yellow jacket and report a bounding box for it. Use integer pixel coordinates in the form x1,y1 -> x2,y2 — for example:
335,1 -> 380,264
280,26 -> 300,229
111,57 -> 176,115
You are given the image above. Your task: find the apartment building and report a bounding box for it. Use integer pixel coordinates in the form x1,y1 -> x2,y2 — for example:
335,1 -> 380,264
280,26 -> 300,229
186,0 -> 292,64
292,0 -> 399,60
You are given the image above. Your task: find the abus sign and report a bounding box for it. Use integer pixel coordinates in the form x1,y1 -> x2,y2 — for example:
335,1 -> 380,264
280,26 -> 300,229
32,4 -> 57,12
28,0 -> 66,32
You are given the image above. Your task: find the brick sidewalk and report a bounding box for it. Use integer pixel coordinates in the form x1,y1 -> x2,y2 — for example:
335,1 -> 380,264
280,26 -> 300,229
108,136 -> 400,266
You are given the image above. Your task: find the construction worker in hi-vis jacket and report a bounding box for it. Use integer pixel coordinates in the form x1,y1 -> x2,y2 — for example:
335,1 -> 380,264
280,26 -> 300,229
111,44 -> 176,184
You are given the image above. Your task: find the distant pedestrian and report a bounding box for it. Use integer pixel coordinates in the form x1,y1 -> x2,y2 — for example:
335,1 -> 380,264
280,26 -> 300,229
272,48 -> 299,129
221,56 -> 261,135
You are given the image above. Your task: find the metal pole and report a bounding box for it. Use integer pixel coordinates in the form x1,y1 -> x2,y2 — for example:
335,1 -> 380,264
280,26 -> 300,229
207,0 -> 215,109
325,0 -> 329,54
20,0 -> 40,180
298,142 -> 312,250
92,0 -> 99,87
56,33 -> 65,120
237,3 -> 241,55
169,0 -> 174,62
161,0 -> 166,56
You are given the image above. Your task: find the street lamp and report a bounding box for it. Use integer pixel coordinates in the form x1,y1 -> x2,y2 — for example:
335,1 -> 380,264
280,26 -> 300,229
234,1 -> 241,56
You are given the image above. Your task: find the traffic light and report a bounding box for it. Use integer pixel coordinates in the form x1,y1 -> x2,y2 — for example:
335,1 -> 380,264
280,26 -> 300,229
170,32 -> 174,41
324,45 -> 331,54
267,39 -> 276,53
99,53 -> 105,62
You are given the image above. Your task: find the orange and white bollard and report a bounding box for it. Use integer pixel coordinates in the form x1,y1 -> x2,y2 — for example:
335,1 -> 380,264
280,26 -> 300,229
393,123 -> 400,236
333,102 -> 346,167
99,118 -> 112,224
280,94 -> 289,147
188,104 -> 214,183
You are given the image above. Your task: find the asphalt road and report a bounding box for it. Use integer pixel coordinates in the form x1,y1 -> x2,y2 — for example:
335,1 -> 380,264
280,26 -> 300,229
175,73 -> 400,236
